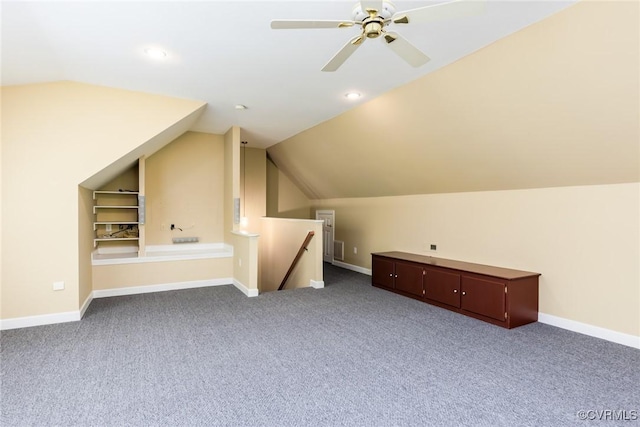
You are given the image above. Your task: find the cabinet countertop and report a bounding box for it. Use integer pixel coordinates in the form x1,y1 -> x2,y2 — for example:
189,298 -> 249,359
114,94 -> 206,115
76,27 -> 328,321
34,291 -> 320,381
372,252 -> 540,280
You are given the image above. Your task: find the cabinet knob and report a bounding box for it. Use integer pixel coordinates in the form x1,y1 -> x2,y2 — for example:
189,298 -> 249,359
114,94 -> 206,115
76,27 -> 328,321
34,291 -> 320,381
453,290 -> 458,293
395,274 -> 398,278
389,273 -> 393,277
462,291 -> 466,296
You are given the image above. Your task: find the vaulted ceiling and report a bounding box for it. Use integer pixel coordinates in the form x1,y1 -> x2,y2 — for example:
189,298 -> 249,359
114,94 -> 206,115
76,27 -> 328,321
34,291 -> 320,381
2,0 -> 575,148
2,1 -> 637,200
268,0 -> 639,199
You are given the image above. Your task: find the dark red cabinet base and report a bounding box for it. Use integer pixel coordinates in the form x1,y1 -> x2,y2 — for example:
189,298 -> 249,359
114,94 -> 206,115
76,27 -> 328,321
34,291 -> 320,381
372,252 -> 540,329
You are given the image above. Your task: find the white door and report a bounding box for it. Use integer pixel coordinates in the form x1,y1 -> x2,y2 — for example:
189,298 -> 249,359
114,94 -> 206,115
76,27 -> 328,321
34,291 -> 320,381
316,210 -> 335,263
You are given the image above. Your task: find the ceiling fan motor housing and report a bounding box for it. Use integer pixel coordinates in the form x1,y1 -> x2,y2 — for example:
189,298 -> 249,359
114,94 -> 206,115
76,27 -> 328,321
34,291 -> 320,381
352,1 -> 396,22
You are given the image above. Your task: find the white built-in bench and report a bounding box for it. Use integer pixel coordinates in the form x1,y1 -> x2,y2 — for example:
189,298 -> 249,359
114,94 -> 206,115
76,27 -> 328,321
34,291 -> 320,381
91,243 -> 233,266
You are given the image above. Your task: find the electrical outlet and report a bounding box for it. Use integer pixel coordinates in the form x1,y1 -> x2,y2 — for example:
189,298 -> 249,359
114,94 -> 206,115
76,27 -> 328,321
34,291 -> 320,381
172,237 -> 199,243
105,224 -> 112,233
238,258 -> 242,267
53,281 -> 65,291
353,247 -> 358,254
430,244 -> 438,252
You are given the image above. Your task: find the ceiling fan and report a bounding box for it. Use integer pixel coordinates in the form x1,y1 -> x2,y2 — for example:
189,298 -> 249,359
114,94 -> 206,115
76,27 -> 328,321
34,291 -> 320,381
271,0 -> 485,72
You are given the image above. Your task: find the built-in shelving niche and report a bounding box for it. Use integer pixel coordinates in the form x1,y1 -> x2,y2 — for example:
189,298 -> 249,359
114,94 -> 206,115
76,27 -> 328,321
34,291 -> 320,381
92,160 -> 144,257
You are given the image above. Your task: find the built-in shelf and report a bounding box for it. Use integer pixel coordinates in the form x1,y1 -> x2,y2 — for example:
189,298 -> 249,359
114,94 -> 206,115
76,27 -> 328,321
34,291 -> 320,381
94,237 -> 140,243
93,190 -> 139,198
93,205 -> 139,214
93,221 -> 140,230
93,190 -> 140,248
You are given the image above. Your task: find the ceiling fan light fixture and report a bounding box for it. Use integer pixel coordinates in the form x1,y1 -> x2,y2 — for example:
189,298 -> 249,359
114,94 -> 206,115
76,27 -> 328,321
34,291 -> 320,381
364,21 -> 383,38
345,92 -> 362,100
235,104 -> 248,110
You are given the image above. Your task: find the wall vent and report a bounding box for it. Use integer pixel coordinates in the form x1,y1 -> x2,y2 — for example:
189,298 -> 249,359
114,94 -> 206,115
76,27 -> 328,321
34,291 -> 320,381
334,240 -> 344,261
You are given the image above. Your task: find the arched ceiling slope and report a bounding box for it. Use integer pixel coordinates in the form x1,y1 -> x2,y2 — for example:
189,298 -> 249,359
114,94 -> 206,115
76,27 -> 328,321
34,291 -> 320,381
267,1 -> 639,199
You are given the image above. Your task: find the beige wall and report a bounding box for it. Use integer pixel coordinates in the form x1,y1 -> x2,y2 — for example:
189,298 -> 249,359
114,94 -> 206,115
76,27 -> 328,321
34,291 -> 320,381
259,218 -> 323,293
313,182 -> 640,337
1,81 -> 205,319
91,131 -> 230,293
232,232 -> 259,292
145,131 -> 225,245
224,127 -> 241,243
100,164 -> 139,192
78,186 -> 94,308
266,157 -> 311,219
92,258 -> 232,290
240,147 -> 267,233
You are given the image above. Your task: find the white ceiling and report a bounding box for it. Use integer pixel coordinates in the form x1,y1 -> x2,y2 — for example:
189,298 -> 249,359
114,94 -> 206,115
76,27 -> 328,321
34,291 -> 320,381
2,0 -> 576,149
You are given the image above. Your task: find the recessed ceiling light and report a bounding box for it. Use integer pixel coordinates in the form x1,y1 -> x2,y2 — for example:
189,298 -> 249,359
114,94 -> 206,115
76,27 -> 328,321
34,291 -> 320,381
144,47 -> 167,59
345,92 -> 362,100
235,104 -> 248,110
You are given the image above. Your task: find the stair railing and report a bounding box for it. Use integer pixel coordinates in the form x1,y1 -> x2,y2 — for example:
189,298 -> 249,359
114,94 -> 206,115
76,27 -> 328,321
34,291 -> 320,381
278,231 -> 315,291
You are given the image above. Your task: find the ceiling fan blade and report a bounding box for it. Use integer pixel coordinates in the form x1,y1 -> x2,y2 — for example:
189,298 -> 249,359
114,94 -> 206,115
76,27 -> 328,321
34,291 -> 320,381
270,20 -> 355,29
322,35 -> 365,72
392,0 -> 485,25
382,32 -> 430,67
360,1 -> 383,14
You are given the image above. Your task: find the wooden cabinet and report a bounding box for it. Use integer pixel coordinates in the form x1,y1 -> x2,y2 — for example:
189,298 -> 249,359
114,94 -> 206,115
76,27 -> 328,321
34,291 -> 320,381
371,256 -> 395,290
424,268 -> 461,308
461,275 -> 506,322
371,252 -> 540,329
394,261 -> 424,297
371,257 -> 427,297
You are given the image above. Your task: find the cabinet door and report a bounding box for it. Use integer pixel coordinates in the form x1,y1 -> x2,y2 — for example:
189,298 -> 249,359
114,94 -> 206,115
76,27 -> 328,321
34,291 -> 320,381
394,261 -> 424,297
424,268 -> 461,308
372,257 -> 395,290
461,276 -> 506,322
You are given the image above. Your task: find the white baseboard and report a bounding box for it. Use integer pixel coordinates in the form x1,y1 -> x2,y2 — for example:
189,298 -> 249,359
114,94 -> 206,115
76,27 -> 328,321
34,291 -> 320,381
332,260 -> 372,276
538,313 -> 639,349
310,279 -> 324,289
1,278 -> 242,330
1,310 -> 81,331
233,279 -> 259,297
80,293 -> 93,318
93,278 -> 233,299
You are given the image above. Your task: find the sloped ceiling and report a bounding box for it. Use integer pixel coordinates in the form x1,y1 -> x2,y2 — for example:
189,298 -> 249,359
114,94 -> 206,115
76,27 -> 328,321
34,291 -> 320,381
1,1 -> 577,149
267,1 -> 639,199
2,81 -> 207,190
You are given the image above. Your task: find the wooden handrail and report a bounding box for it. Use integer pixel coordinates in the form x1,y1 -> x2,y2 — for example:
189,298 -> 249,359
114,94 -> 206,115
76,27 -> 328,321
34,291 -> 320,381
278,231 -> 315,291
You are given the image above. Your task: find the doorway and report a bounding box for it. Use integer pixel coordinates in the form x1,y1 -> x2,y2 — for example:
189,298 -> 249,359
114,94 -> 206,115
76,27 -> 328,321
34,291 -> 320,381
315,210 -> 335,263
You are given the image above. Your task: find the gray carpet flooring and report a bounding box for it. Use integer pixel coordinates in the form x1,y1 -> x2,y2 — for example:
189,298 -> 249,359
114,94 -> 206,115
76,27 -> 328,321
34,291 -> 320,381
1,264 -> 638,426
